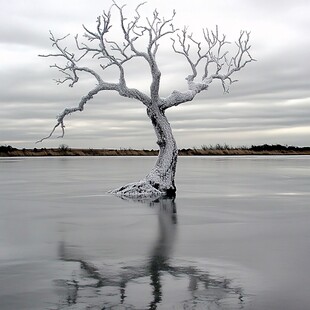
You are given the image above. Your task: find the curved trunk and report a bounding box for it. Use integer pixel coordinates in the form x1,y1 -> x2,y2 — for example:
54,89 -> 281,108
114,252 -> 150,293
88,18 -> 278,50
145,106 -> 178,197
110,104 -> 178,199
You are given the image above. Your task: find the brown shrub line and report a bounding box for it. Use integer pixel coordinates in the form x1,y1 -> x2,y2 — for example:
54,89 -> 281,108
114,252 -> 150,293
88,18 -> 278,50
1,146 -> 310,157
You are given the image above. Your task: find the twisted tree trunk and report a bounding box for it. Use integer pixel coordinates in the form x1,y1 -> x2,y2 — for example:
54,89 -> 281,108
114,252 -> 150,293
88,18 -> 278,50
111,105 -> 178,198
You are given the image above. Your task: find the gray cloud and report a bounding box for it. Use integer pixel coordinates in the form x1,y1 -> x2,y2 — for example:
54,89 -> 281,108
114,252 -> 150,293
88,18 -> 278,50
1,0 -> 309,149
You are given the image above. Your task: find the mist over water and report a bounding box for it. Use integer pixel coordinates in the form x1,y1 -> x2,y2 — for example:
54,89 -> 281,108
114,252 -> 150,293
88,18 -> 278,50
1,156 -> 310,309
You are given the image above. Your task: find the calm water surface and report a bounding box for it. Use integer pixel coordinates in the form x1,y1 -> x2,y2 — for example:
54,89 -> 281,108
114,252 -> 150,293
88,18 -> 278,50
0,156 -> 310,309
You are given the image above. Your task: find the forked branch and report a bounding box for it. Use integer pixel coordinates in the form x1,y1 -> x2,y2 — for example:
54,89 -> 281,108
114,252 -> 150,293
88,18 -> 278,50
36,84 -> 104,143
161,26 -> 255,109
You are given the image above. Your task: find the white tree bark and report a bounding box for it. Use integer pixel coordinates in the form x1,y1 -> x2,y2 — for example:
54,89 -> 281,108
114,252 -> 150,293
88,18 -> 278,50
38,3 -> 255,198
111,105 -> 178,198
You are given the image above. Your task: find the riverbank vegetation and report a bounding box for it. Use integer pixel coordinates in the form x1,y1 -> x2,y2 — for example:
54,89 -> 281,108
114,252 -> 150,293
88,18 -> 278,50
1,144 -> 310,157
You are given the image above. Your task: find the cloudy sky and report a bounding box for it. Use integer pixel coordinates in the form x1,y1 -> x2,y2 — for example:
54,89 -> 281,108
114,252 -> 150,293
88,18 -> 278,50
1,0 -> 309,149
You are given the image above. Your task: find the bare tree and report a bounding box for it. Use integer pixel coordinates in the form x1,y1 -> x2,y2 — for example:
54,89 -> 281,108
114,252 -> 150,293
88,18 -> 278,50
38,2 -> 254,198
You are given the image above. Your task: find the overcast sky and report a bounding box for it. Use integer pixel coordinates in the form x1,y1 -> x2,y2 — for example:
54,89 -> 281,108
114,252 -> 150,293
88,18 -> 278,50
1,0 -> 309,149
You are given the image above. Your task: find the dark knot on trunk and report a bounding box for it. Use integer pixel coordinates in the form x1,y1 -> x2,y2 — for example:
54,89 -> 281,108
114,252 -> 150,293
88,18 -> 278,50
165,186 -> 176,199
157,139 -> 165,147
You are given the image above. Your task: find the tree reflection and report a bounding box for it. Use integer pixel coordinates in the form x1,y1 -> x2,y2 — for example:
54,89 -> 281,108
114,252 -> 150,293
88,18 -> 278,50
148,198 -> 177,308
55,198 -> 246,309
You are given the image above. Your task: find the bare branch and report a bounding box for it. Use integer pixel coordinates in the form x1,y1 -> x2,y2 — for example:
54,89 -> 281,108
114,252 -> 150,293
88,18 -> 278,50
114,1 -> 148,59
162,25 -> 254,109
82,24 -> 100,40
36,84 -> 104,143
208,30 -> 255,92
36,123 -> 61,143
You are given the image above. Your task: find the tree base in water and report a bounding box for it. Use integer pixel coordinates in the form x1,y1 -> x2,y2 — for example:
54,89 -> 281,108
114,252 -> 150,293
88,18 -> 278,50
110,180 -> 176,199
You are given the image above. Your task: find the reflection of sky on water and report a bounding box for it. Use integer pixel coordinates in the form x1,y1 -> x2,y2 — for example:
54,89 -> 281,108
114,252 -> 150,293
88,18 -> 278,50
55,198 -> 247,309
1,156 -> 310,309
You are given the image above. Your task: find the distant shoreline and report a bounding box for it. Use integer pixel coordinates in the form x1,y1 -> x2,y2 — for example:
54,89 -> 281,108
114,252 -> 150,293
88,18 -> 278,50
1,144 -> 310,157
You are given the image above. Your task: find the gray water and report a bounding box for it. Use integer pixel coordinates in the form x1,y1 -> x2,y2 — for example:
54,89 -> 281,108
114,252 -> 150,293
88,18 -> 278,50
0,156 -> 310,310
